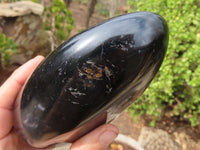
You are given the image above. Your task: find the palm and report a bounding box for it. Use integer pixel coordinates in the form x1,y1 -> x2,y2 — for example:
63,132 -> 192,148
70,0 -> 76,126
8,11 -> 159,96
0,130 -> 37,150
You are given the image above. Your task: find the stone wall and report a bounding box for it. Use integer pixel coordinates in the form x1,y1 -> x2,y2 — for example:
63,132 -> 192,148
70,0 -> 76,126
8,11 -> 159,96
0,1 -> 51,64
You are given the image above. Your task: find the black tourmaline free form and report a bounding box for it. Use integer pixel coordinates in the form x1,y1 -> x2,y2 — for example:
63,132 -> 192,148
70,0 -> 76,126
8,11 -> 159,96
14,11 -> 168,148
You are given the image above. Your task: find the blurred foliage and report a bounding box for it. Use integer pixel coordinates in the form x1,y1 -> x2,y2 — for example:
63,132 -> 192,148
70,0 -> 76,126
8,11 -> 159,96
0,34 -> 17,69
127,0 -> 200,126
31,0 -> 41,3
74,0 -> 87,4
0,0 -> 19,2
95,3 -> 109,17
43,0 -> 74,44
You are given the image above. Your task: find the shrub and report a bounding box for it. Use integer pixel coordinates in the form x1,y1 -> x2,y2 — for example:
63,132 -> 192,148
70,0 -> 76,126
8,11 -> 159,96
95,3 -> 109,17
127,0 -> 200,126
0,34 -> 17,70
43,0 -> 74,45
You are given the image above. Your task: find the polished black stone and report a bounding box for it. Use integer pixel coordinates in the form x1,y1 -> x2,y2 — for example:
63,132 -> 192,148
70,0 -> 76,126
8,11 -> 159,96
14,11 -> 168,148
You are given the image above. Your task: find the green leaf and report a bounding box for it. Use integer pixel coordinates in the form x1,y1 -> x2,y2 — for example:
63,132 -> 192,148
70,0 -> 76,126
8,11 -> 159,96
127,0 -> 200,126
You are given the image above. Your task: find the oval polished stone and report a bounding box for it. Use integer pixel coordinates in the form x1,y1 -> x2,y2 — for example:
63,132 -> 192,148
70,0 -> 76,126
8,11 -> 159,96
14,11 -> 168,148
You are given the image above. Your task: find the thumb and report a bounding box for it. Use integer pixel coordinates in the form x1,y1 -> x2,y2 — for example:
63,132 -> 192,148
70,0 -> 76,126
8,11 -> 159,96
70,124 -> 119,150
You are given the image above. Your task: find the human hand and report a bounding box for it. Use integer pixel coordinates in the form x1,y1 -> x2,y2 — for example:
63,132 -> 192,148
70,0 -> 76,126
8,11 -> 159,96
0,56 -> 118,150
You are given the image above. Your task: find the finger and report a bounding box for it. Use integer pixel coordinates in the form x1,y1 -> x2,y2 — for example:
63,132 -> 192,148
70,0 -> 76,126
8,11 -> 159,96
0,56 -> 44,139
0,56 -> 44,109
70,124 -> 119,150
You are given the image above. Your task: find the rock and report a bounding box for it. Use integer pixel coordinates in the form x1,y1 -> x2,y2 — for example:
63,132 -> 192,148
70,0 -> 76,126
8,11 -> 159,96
139,127 -> 182,150
0,1 -> 51,64
173,132 -> 200,150
0,1 -> 43,17
10,53 -> 27,65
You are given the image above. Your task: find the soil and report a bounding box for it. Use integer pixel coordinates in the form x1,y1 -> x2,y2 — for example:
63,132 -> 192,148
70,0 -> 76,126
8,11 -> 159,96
0,65 -> 19,85
69,1 -> 106,37
1,1 -> 200,149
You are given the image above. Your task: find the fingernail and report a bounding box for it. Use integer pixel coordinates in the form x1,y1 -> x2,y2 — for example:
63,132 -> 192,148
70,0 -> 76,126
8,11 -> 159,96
99,129 -> 118,147
28,56 -> 44,63
33,55 -> 44,60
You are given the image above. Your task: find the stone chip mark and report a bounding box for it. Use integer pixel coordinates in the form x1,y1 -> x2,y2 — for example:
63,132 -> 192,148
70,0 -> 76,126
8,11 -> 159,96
77,63 -> 112,80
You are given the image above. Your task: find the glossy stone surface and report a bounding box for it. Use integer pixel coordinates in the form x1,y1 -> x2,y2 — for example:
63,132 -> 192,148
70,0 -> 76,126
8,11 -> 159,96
14,12 -> 168,148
